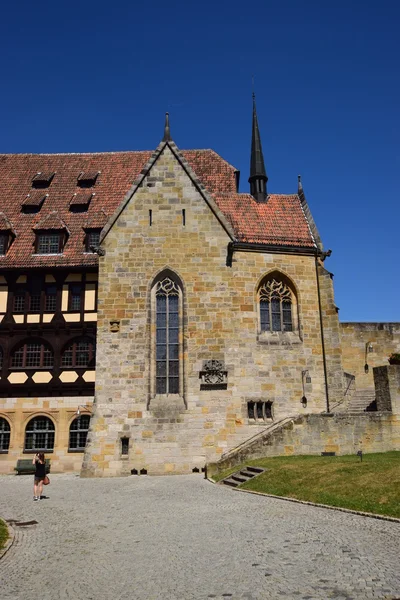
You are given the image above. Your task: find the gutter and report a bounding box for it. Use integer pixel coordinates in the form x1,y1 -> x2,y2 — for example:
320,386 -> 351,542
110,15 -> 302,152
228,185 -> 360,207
315,255 -> 330,413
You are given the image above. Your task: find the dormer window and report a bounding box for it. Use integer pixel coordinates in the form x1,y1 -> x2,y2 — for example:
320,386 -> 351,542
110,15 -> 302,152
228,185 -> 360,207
69,191 -> 94,213
85,229 -> 101,252
36,232 -> 63,254
77,171 -> 99,188
33,211 -> 68,255
0,233 -> 10,255
32,172 -> 55,189
0,213 -> 15,255
22,191 -> 48,213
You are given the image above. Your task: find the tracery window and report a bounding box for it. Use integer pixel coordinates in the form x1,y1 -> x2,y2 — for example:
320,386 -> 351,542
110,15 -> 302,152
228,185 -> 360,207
61,338 -> 96,368
0,418 -> 10,452
69,415 -> 90,451
155,277 -> 180,395
259,279 -> 293,333
11,341 -> 54,369
24,416 -> 55,451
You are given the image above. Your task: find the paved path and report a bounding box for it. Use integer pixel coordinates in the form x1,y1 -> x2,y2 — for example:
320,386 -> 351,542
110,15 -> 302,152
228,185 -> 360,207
0,474 -> 399,600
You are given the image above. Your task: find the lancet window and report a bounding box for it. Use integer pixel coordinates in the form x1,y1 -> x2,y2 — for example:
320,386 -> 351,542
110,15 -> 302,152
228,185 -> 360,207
155,277 -> 180,395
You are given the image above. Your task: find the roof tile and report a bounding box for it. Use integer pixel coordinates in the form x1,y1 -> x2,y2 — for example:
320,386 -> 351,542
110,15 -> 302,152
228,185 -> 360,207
0,149 -> 316,268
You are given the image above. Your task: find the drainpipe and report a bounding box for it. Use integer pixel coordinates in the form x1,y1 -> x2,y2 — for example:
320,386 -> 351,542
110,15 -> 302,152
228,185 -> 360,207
315,255 -> 330,413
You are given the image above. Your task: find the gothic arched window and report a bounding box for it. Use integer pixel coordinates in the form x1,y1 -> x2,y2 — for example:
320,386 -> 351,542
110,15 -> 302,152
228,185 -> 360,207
25,416 -> 55,451
259,278 -> 293,333
155,277 -> 181,395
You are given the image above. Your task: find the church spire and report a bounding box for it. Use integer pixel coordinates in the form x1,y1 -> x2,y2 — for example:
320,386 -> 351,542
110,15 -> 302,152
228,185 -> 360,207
162,112 -> 171,142
248,94 -> 268,202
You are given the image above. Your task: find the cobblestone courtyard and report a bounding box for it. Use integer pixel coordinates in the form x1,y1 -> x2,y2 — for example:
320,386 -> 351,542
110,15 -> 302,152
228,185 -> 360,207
0,474 -> 399,600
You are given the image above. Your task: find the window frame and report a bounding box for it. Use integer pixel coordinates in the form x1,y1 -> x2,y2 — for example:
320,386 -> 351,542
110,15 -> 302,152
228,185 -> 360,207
24,416 -> 55,453
61,337 -> 96,369
85,229 -> 101,253
68,415 -> 90,452
0,417 -> 10,453
150,273 -> 184,401
258,276 -> 298,337
35,231 -> 64,255
68,283 -> 83,312
11,340 -> 54,369
0,232 -> 9,256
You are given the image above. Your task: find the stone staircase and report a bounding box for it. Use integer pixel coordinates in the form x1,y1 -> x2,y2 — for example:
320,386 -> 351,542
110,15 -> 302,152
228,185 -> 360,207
220,465 -> 265,488
345,388 -> 376,413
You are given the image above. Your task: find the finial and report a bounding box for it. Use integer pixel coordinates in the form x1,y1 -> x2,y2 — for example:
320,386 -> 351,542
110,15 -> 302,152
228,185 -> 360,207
298,175 -> 303,194
162,112 -> 171,142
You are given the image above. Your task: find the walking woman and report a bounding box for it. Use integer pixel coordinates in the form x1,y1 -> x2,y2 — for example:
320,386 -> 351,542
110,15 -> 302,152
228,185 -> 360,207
32,453 -> 46,501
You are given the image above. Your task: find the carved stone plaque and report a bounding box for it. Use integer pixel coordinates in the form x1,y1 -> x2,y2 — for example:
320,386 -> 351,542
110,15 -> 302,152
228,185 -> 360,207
200,360 -> 228,390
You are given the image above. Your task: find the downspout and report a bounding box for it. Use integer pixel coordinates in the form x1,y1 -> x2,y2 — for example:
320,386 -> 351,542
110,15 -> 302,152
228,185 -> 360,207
315,255 -> 330,413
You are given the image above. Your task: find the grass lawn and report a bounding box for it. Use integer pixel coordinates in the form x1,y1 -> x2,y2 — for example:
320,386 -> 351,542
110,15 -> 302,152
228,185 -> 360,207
0,518 -> 8,551
214,452 -> 400,518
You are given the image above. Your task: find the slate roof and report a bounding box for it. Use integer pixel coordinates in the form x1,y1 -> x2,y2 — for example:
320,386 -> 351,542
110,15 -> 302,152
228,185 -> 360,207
0,149 -> 317,268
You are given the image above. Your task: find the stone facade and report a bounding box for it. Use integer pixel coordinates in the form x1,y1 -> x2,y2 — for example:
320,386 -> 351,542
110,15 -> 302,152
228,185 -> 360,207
81,144 -> 344,476
0,396 -> 93,474
340,322 -> 400,389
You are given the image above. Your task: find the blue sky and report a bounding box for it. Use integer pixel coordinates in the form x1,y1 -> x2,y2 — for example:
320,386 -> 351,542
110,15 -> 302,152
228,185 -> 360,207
1,0 -> 399,321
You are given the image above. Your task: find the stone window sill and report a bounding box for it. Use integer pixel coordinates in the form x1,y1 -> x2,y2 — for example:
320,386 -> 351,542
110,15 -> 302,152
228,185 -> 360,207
257,331 -> 302,346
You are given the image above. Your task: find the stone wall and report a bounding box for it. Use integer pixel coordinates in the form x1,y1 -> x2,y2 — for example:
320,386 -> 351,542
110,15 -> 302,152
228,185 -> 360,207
208,412 -> 400,476
82,144 -> 343,477
340,322 -> 400,389
374,365 -> 400,414
0,396 -> 94,474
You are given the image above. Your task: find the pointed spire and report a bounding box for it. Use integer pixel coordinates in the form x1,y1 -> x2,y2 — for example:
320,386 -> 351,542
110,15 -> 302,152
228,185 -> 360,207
162,112 -> 171,142
249,93 -> 268,202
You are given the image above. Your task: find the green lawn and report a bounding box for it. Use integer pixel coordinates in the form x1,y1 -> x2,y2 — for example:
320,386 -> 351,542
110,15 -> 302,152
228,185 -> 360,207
214,452 -> 400,518
0,518 -> 8,551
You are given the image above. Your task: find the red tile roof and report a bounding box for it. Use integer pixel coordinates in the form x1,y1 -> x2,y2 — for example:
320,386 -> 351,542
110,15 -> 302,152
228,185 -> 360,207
0,149 -> 316,268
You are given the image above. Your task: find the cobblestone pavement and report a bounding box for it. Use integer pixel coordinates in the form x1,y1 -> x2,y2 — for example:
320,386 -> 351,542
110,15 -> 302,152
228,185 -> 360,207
0,474 -> 399,600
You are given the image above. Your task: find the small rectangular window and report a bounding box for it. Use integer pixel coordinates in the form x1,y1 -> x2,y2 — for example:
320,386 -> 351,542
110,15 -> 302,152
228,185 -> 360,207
14,291 -> 26,313
69,284 -> 82,311
121,437 -> 129,455
29,294 -> 41,313
37,233 -> 62,254
85,230 -> 101,252
45,286 -> 57,312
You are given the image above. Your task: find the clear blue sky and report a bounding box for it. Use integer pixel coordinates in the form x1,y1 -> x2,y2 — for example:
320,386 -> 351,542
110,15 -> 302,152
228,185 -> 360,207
1,0 -> 398,322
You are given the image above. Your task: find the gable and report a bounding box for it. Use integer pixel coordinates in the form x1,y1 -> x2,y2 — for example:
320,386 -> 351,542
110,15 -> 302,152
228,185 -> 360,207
100,142 -> 236,244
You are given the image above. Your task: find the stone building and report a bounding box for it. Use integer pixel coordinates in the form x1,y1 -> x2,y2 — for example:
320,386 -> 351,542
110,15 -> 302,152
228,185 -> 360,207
0,103 -> 399,475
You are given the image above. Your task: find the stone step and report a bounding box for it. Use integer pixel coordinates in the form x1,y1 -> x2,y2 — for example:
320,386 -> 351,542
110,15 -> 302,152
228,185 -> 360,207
222,478 -> 239,488
239,469 -> 257,478
220,466 -> 266,488
245,466 -> 264,474
346,388 -> 376,413
231,474 -> 247,483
